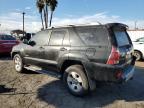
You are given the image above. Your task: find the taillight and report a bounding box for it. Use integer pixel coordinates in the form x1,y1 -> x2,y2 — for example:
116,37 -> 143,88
107,46 -> 120,65
115,71 -> 123,79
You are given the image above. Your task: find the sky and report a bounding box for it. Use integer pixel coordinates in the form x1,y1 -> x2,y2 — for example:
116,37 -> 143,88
0,0 -> 144,33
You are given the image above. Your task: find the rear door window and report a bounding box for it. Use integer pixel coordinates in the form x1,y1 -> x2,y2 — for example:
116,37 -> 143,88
76,27 -> 109,46
49,30 -> 66,46
114,30 -> 130,47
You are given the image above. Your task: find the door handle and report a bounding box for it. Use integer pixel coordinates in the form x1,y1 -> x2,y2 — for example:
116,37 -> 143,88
60,47 -> 67,51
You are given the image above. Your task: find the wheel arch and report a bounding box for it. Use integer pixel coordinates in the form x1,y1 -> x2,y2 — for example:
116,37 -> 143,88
134,49 -> 143,59
11,51 -> 21,59
60,60 -> 83,74
60,59 -> 96,91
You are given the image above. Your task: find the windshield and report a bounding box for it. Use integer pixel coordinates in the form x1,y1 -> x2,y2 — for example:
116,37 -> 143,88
114,30 -> 130,46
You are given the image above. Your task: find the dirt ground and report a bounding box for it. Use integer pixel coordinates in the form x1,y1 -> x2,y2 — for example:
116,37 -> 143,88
0,55 -> 144,108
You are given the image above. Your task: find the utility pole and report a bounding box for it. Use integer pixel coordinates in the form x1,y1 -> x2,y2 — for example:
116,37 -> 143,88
135,21 -> 137,30
22,12 -> 25,37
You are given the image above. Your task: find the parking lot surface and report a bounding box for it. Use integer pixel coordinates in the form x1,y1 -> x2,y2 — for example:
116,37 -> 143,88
0,55 -> 144,108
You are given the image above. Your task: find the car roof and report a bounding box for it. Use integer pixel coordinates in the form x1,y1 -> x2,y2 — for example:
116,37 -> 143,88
45,23 -> 128,30
36,23 -> 128,34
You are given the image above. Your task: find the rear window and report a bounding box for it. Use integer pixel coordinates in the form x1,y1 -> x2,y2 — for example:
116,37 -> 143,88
114,31 -> 130,46
0,35 -> 16,40
76,27 -> 109,46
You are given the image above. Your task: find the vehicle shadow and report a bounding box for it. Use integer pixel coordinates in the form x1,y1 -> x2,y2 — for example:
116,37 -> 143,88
37,66 -> 144,108
21,70 -> 40,75
0,53 -> 12,61
0,85 -> 16,94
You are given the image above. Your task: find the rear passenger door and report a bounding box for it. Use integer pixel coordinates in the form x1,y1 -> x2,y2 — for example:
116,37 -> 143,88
43,28 -> 70,71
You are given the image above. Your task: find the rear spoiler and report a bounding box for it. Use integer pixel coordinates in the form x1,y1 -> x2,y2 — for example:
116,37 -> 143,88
105,23 -> 129,29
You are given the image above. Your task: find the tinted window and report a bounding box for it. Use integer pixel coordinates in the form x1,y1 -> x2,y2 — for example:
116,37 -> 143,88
114,30 -> 130,46
63,33 -> 70,46
69,28 -> 84,46
138,37 -> 144,42
31,31 -> 49,45
0,35 -> 16,40
76,27 -> 109,46
49,30 -> 66,46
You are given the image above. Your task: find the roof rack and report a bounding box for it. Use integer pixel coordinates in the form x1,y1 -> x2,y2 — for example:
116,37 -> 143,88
49,21 -> 103,29
68,22 -> 102,27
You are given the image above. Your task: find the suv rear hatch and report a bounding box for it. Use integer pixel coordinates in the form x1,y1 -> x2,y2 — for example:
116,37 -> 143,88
107,24 -> 134,66
114,29 -> 134,65
106,23 -> 136,81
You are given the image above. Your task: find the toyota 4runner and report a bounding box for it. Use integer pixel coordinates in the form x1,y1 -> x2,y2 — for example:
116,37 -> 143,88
11,23 -> 136,96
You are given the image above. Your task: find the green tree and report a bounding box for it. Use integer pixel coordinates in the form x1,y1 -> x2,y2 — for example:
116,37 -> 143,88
36,0 -> 45,29
49,0 -> 58,27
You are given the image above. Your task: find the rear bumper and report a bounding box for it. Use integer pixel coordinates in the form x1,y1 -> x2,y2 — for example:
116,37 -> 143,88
84,57 -> 136,83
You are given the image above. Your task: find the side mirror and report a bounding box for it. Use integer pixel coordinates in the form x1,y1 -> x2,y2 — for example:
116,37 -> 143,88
28,41 -> 36,46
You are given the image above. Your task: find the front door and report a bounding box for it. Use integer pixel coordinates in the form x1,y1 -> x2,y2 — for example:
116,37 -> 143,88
24,30 -> 50,66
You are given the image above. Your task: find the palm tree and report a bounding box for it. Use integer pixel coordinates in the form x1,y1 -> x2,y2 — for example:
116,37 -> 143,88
49,0 -> 58,27
44,0 -> 50,28
43,6 -> 47,28
36,0 -> 45,29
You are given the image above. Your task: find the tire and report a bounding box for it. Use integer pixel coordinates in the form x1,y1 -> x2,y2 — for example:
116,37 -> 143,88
63,65 -> 89,96
134,51 -> 142,61
13,54 -> 24,73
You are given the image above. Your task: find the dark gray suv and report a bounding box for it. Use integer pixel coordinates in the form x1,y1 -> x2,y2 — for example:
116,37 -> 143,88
11,23 -> 136,96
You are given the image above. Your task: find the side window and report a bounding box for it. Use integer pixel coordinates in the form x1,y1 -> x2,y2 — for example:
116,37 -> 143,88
31,30 -> 49,45
76,27 -> 109,46
0,35 -> 4,40
138,37 -> 144,42
0,35 -> 15,40
63,32 -> 70,46
5,35 -> 16,40
49,30 -> 66,46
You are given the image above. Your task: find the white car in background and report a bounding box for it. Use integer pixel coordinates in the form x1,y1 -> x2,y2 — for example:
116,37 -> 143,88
133,37 -> 144,60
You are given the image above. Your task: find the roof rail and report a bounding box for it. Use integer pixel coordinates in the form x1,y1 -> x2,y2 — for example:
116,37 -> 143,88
68,22 -> 102,27
49,21 -> 103,29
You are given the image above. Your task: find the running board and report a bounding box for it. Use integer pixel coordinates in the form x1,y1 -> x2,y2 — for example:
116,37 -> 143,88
24,66 -> 61,79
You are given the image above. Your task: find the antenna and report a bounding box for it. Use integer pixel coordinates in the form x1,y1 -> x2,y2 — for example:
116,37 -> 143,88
96,21 -> 102,25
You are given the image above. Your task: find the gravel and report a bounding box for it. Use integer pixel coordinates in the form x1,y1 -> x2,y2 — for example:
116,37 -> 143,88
0,56 -> 144,108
